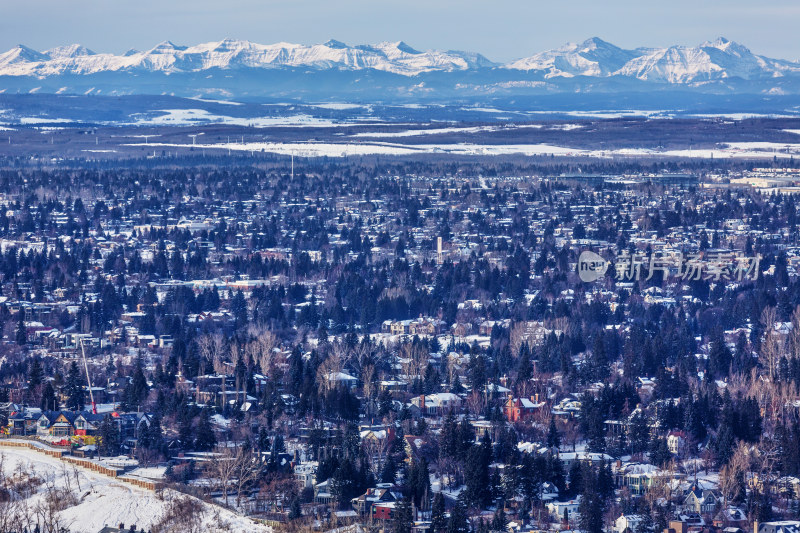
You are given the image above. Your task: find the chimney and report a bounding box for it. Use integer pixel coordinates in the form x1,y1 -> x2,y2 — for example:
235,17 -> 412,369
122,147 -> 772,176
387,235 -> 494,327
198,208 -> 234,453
754,521 -> 759,533
420,395 -> 425,412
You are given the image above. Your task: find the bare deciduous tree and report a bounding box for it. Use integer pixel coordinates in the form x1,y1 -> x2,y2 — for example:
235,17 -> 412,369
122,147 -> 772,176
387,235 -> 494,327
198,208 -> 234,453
206,444 -> 263,509
719,441 -> 752,511
245,325 -> 278,376
232,447 -> 264,509
362,432 -> 391,477
206,446 -> 238,505
151,495 -> 208,533
790,305 -> 800,360
760,306 -> 783,381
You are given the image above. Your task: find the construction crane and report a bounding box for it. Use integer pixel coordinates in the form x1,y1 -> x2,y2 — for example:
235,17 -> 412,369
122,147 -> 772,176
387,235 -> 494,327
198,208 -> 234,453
79,338 -> 97,414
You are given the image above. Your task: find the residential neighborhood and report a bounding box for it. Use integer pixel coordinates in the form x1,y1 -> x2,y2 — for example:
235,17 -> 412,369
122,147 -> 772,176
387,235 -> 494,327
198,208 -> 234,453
0,142 -> 799,533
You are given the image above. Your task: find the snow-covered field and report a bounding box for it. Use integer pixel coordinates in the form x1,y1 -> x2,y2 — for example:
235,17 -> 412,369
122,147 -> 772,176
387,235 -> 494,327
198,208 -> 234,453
130,108 -> 343,128
0,445 -> 271,533
124,138 -> 800,159
125,140 -> 590,157
350,125 -> 508,138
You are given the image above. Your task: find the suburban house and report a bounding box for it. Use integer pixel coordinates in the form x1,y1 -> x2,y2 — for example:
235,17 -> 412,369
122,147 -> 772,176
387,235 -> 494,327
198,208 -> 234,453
667,430 -> 688,455
681,485 -> 720,515
503,395 -> 545,422
410,393 -> 462,416
351,485 -> 401,515
615,514 -> 644,533
757,522 -> 800,533
37,410 -> 79,437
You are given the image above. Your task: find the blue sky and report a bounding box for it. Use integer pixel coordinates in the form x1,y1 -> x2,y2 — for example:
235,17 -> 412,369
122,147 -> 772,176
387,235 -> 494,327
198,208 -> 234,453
3,0 -> 799,62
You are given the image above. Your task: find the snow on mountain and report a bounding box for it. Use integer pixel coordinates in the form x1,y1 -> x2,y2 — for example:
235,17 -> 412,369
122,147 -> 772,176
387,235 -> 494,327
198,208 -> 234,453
616,38 -> 783,83
509,36 -> 800,83
0,38 -> 497,77
506,37 -> 638,77
44,44 -> 96,59
0,45 -> 49,70
1,37 -> 799,88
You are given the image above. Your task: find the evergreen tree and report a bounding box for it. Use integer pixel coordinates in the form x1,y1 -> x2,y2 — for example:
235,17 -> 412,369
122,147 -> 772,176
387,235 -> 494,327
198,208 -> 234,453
547,417 -> 561,450
64,361 -> 85,411
714,424 -> 736,466
491,507 -> 508,532
440,410 -> 459,460
40,382 -> 58,411
381,455 -> 397,484
194,409 -> 217,451
408,458 -> 431,509
446,496 -> 469,533
15,309 -> 26,346
392,497 -> 414,533
649,436 -> 672,468
231,290 -> 248,327
99,415 -> 120,456
127,358 -> 149,409
516,347 -> 533,386
597,460 -> 614,501
567,460 -> 583,498
144,416 -> 164,452
28,358 -> 44,390
288,497 -> 302,520
257,427 -> 270,452
464,437 -> 491,508
330,458 -> 360,509
431,492 -> 447,533
629,412 -> 650,454
547,454 -> 567,495
577,465 -> 605,533
708,333 -> 732,379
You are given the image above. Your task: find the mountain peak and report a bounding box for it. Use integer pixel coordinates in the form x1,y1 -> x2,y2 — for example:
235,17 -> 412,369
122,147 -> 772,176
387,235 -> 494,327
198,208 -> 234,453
394,41 -> 420,54
150,40 -> 185,52
323,39 -> 348,49
701,37 -> 730,49
0,44 -> 48,64
579,37 -> 614,50
45,44 -> 95,59
211,38 -> 253,52
13,44 -> 43,55
700,37 -> 753,59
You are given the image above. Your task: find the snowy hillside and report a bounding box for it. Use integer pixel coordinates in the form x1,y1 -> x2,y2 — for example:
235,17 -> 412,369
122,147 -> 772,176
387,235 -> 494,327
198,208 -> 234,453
0,445 -> 270,533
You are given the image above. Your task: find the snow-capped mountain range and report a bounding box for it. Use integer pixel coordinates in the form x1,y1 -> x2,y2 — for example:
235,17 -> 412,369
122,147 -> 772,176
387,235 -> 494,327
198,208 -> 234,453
2,36 -> 799,81
0,39 -> 495,77
504,37 -> 800,83
2,37 -> 800,99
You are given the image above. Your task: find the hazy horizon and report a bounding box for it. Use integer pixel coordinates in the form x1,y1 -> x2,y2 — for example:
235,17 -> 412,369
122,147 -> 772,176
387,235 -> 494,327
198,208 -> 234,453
3,0 -> 800,63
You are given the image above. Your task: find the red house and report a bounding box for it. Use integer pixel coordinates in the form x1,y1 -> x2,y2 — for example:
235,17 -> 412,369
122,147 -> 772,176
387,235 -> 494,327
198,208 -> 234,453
503,396 -> 544,422
372,501 -> 396,520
